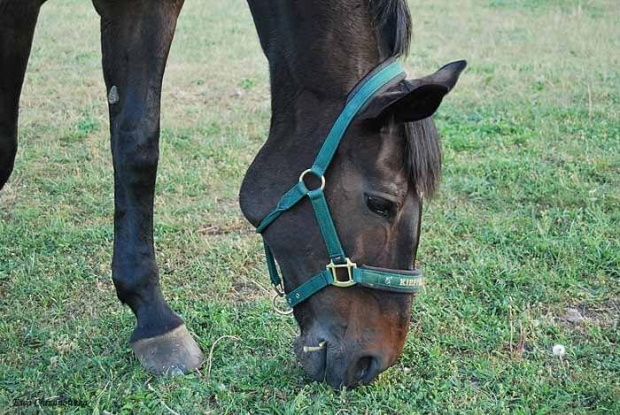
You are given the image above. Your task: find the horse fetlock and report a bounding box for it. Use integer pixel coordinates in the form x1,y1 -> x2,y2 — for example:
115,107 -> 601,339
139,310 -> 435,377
112,256 -> 156,283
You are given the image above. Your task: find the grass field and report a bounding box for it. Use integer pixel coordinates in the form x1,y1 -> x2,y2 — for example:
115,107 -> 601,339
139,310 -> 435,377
1,0 -> 618,413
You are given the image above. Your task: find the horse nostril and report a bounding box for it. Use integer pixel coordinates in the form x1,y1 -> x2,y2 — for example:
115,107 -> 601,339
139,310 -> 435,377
354,355 -> 379,385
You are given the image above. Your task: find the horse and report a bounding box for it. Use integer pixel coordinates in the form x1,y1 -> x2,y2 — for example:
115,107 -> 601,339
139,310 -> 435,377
0,0 -> 465,388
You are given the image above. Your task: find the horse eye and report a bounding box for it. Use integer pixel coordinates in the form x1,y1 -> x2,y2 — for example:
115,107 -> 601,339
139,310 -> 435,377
365,194 -> 395,217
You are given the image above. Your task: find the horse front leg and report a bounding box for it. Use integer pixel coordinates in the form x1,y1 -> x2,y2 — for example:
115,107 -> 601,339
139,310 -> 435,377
93,0 -> 203,375
0,0 -> 43,190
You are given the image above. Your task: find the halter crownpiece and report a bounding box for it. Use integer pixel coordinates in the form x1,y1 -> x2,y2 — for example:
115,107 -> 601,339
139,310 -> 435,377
256,59 -> 424,313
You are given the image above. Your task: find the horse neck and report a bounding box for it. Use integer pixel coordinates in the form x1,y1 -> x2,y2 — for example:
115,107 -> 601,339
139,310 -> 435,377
240,1 -> 385,225
250,0 -> 383,136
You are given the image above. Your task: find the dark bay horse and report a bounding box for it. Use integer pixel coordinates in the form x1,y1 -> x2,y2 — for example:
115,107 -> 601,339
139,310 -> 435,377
0,0 -> 464,388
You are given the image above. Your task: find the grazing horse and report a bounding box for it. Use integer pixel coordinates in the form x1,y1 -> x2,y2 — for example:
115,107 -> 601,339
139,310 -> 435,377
0,0 -> 464,388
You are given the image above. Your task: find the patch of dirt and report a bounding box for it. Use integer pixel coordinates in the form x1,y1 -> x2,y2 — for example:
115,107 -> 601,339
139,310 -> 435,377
564,307 -> 585,324
228,261 -> 270,303
231,280 -> 266,301
197,220 -> 253,236
584,296 -> 620,329
556,298 -> 619,331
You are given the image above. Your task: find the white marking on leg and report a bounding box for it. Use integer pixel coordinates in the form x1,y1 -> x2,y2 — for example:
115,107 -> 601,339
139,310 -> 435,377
108,85 -> 119,104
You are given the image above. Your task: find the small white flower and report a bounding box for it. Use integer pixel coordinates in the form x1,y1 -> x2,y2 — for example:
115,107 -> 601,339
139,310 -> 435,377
552,344 -> 566,356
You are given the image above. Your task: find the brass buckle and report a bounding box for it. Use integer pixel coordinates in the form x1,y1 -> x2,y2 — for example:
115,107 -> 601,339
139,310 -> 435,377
327,258 -> 357,287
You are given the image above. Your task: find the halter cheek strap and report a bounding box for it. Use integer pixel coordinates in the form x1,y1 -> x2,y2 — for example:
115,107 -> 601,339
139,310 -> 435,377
255,59 -> 424,312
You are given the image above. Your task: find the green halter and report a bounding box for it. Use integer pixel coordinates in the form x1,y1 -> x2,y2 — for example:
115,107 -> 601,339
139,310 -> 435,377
256,59 -> 424,312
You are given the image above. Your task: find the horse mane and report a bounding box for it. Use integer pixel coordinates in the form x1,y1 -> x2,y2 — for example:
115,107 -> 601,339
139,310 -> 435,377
369,0 -> 412,58
370,1 -> 441,196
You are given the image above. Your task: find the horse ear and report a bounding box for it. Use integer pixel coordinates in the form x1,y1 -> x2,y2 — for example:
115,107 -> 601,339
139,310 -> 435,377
361,60 -> 467,123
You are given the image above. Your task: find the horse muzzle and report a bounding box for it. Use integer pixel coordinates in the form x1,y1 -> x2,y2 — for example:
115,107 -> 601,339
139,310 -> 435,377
294,331 -> 388,389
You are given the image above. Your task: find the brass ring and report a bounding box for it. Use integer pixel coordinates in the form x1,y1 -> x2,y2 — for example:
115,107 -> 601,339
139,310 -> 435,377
299,169 -> 325,191
272,293 -> 294,315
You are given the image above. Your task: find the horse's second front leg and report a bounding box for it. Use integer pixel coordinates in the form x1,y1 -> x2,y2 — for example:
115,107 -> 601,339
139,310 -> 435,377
94,0 -> 203,375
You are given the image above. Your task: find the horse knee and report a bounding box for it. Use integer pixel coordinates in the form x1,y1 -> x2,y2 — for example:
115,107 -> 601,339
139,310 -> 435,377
113,120 -> 160,185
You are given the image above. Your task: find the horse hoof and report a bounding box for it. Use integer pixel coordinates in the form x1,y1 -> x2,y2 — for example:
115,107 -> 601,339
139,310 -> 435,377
131,324 -> 204,375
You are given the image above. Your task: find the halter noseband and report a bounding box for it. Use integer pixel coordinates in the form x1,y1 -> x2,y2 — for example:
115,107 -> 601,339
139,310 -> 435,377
255,59 -> 424,314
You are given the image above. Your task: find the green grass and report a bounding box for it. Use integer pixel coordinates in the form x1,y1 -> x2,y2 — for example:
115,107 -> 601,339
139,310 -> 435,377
1,0 -> 618,413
